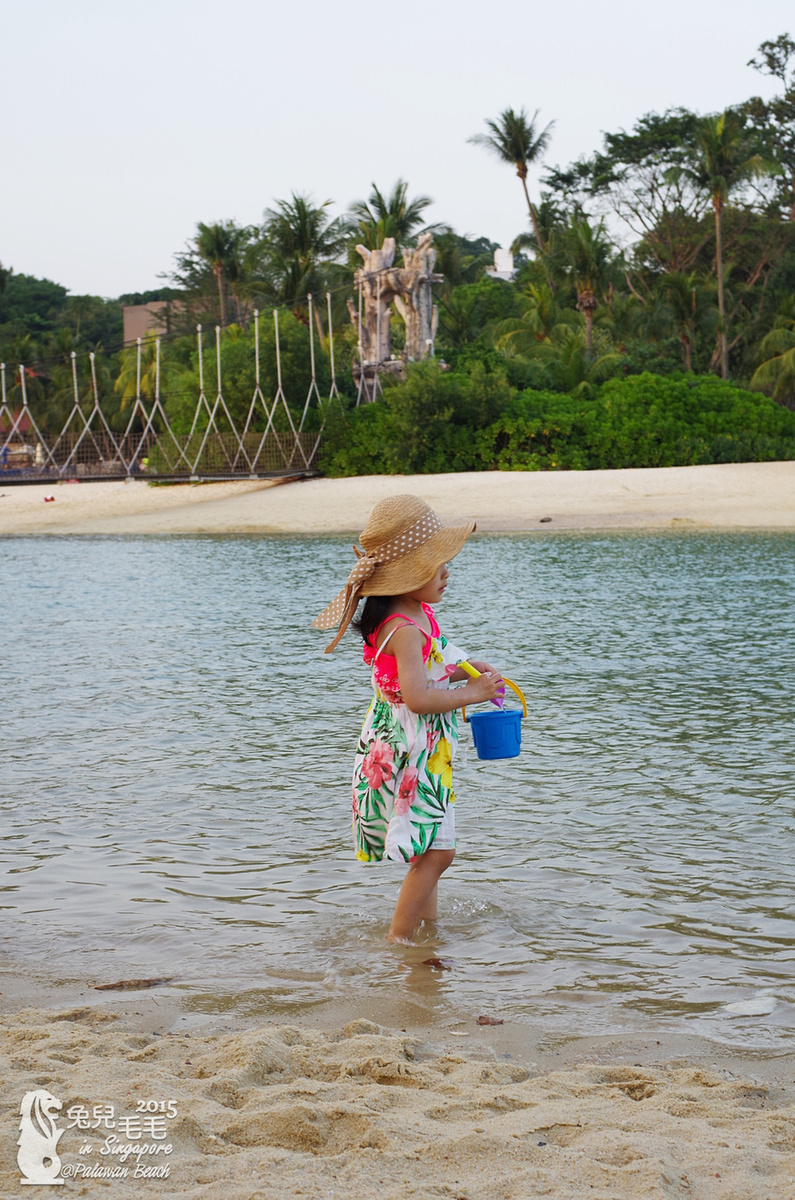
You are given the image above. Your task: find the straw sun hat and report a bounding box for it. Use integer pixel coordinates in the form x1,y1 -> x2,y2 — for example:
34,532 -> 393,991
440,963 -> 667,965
313,494 -> 476,652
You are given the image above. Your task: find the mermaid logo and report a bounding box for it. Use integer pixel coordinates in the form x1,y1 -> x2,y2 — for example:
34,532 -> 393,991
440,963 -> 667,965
17,1090 -> 65,1185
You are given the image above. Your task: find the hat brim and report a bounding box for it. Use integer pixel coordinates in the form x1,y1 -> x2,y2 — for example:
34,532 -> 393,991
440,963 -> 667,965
360,520 -> 476,597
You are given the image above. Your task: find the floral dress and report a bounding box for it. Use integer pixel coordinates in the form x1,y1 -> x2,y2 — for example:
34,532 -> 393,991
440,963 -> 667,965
352,603 -> 467,863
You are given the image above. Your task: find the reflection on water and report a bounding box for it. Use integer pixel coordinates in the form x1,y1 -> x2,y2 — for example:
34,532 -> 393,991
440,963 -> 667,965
3,531 -> 794,1048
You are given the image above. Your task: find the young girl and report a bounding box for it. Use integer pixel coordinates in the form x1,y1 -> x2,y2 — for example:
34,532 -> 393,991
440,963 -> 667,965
313,494 -> 503,943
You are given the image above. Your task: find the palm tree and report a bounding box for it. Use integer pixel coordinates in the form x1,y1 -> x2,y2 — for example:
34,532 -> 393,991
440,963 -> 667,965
436,289 -> 487,347
493,282 -> 574,354
3,334 -> 46,414
260,193 -> 347,326
195,221 -> 250,326
114,338 -> 181,412
750,327 -> 795,405
348,180 -> 433,252
560,216 -> 614,357
431,229 -> 495,296
749,299 -> 795,406
469,108 -> 555,250
689,111 -> 772,378
656,272 -> 715,371
505,321 -> 622,397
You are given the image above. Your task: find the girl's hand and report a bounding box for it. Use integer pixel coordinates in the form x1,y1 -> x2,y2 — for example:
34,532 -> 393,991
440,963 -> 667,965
468,659 -> 500,677
466,670 -> 504,704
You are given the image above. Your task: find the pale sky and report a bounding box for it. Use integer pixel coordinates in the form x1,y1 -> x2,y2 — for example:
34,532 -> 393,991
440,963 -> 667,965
1,0 -> 789,298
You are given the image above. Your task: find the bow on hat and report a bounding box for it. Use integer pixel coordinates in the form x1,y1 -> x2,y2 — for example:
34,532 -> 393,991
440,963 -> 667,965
312,506 -> 445,652
311,545 -> 381,653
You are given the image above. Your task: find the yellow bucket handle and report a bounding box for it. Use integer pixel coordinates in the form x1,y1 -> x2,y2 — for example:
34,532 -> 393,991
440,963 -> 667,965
459,661 -> 527,722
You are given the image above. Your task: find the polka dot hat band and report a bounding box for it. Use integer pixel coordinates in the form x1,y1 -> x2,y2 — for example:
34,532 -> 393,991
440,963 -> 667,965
312,495 -> 475,653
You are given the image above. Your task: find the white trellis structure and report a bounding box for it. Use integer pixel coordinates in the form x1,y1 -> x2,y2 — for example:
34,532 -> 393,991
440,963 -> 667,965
0,299 -> 343,482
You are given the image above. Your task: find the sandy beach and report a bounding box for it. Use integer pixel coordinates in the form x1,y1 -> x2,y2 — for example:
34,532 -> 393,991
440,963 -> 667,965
1,460 -> 795,535
2,982 -> 794,1200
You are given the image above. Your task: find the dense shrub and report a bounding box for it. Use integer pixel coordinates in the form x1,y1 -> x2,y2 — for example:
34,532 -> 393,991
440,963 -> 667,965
320,362 -> 512,474
319,367 -> 795,475
580,374 -> 795,468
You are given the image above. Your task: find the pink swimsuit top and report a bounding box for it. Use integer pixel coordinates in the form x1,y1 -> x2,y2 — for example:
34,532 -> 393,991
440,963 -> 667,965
363,603 -> 440,702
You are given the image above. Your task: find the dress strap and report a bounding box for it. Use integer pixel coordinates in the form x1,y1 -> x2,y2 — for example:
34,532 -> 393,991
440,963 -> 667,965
372,611 -> 428,645
373,620 -> 423,662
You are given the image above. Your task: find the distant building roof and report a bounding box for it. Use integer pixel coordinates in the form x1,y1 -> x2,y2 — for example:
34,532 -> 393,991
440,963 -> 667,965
122,300 -> 182,345
485,247 -> 516,282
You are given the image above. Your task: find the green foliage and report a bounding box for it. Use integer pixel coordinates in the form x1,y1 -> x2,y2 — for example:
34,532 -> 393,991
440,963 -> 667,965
58,294 -> 122,348
0,273 -> 69,337
261,193 -> 348,308
437,278 -> 523,360
348,180 -> 433,254
614,336 -> 686,378
164,314 -> 330,436
118,287 -> 181,306
321,368 -> 795,475
319,362 -> 513,475
469,107 -> 554,248
745,33 -> 795,218
433,230 -> 497,295
750,303 -> 795,406
576,373 -> 795,468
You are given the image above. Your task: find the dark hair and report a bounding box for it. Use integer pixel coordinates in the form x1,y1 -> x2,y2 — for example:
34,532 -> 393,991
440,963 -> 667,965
352,595 -> 394,644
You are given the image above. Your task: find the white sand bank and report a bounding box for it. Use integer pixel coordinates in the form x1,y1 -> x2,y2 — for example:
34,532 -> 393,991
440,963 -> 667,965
2,1003 -> 794,1199
2,461 -> 795,535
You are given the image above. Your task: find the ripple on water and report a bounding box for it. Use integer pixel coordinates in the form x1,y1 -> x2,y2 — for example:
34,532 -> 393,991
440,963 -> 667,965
3,530 -> 795,1048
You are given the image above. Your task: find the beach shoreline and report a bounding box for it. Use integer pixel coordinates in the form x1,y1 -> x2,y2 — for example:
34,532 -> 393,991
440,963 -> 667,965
1,461 -> 795,536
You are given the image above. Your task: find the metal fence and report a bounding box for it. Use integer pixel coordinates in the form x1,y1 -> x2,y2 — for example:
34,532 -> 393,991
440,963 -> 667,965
0,303 -> 338,483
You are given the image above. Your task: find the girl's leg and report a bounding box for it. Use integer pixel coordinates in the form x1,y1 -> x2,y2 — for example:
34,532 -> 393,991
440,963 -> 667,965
387,849 -> 455,942
418,882 -> 439,922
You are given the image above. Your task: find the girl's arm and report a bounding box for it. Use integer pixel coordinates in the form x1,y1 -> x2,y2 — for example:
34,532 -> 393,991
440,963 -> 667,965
390,627 -> 503,715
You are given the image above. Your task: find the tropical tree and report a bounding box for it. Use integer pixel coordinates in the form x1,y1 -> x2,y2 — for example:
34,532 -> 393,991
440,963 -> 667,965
469,107 -> 555,250
750,299 -> 795,406
746,33 -> 795,219
508,321 -> 623,397
436,288 -> 484,347
492,282 -> 575,354
37,328 -> 86,427
260,193 -> 347,327
686,111 -> 773,378
432,229 -> 496,296
195,221 -> 247,326
656,272 -> 716,371
58,294 -> 123,349
543,109 -> 711,275
114,337 -> 182,411
169,221 -> 256,328
559,216 -> 615,356
348,180 -> 433,253
435,276 -> 522,352
2,334 -> 45,412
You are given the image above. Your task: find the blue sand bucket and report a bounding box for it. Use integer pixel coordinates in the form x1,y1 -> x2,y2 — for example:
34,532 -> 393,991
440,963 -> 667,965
462,677 -> 527,761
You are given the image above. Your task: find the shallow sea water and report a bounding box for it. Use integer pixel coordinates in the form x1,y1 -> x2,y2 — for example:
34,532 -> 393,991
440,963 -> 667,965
3,531 -> 794,1049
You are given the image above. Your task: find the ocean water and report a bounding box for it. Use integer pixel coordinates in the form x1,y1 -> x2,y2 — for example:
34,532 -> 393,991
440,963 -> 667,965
2,531 -> 794,1049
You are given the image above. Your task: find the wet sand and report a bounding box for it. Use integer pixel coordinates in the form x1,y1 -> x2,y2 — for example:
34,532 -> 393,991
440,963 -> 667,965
2,971 -> 793,1200
2,461 -> 795,535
